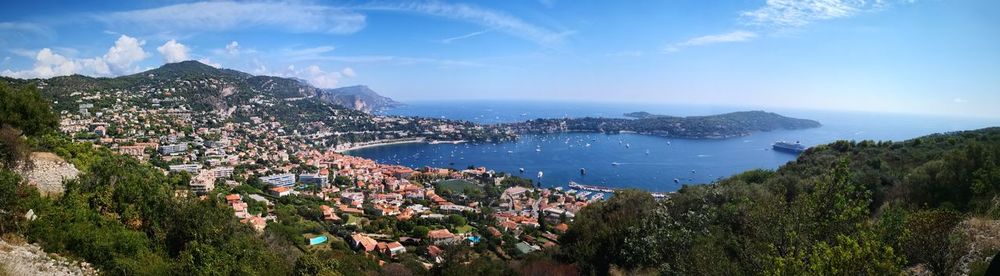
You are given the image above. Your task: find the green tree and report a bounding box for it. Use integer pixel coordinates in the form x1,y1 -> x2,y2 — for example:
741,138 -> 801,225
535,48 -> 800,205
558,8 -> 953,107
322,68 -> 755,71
0,83 -> 58,136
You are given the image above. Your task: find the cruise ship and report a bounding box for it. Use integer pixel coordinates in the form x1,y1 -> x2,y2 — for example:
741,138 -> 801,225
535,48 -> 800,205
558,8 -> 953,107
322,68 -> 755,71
773,141 -> 806,153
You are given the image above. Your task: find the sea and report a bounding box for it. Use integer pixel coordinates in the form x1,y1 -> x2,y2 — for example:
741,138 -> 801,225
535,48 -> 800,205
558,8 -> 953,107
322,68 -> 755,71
347,100 -> 999,193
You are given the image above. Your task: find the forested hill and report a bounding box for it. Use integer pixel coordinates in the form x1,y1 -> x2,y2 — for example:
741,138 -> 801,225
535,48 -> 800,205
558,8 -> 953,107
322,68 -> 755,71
506,110 -> 821,139
559,127 -> 1000,275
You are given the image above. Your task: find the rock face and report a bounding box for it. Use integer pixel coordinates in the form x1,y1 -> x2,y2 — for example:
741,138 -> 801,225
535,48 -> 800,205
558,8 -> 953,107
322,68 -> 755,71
0,238 -> 98,276
23,152 -> 79,195
318,85 -> 401,113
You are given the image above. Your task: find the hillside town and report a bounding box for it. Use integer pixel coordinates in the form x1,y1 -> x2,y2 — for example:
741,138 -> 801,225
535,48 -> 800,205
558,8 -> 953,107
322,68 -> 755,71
34,68 -> 598,268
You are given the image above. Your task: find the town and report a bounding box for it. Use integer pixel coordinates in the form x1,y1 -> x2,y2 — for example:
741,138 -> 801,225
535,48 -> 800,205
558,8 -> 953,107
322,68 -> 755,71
39,68 -> 600,269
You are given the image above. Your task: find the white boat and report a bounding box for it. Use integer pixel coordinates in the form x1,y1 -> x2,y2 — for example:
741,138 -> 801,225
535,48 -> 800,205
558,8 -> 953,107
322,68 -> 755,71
537,171 -> 544,178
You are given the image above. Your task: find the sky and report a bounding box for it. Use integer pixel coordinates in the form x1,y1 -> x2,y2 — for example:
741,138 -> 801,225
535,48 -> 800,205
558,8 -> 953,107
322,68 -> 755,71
1,0 -> 999,119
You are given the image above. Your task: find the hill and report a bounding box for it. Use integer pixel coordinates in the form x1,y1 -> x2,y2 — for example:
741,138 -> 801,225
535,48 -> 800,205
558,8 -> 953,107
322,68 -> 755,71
0,61 -> 512,145
559,127 -> 1000,274
508,110 -> 821,139
318,85 -> 401,113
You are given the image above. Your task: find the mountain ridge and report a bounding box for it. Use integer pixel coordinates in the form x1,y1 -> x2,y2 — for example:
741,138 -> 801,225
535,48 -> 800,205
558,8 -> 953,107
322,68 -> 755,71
318,85 -> 401,113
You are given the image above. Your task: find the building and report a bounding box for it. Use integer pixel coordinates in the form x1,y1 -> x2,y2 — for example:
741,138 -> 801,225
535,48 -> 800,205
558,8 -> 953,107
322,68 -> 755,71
351,234 -> 378,252
169,164 -> 202,174
298,173 -> 329,187
159,143 -> 188,155
269,186 -> 292,197
260,173 -> 295,187
190,170 -> 216,193
382,241 -> 406,257
212,167 -> 234,178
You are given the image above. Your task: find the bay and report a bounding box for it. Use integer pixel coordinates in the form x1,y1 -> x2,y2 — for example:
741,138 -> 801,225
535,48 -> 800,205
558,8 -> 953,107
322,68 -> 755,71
352,100 -> 999,192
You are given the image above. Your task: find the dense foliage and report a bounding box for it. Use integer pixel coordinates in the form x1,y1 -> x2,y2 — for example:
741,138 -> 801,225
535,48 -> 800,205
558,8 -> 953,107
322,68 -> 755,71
558,128 -> 1000,275
507,111 -> 820,139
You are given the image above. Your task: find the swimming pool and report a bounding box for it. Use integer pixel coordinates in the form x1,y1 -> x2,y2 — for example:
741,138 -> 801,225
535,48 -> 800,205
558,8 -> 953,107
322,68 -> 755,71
309,235 -> 328,245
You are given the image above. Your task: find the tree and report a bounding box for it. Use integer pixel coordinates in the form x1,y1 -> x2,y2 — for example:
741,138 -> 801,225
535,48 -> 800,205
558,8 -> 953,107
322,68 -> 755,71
0,82 -> 58,136
448,214 -> 467,227
0,126 -> 32,170
559,189 -> 658,274
903,209 -> 965,274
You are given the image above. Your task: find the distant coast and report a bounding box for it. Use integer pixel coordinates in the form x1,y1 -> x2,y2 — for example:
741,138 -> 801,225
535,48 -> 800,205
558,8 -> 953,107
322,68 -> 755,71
336,138 -> 467,152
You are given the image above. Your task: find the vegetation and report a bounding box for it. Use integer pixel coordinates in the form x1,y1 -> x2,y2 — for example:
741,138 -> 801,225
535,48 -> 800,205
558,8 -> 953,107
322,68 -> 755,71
557,128 -> 1000,275
507,110 -> 821,139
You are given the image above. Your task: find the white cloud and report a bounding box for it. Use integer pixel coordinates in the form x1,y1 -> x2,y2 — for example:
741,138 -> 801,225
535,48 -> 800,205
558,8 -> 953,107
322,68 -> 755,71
301,65 -> 342,88
198,58 -> 221,68
225,41 -> 240,55
102,2 -> 365,34
953,98 -> 967,104
103,35 -> 149,73
157,39 -> 189,63
666,31 -> 758,52
1,35 -> 150,78
741,0 -> 911,28
363,2 -> 572,46
341,67 -> 356,78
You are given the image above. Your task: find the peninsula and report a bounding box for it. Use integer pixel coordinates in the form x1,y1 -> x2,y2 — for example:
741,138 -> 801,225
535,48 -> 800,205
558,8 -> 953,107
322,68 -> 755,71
505,110 -> 821,139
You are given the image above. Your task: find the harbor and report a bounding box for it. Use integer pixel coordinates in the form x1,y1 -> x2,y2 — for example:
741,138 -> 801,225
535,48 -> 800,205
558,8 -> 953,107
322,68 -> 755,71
568,181 -> 672,199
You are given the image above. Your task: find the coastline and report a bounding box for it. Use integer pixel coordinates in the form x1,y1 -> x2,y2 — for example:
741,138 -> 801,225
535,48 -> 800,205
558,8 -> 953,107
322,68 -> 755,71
335,138 -> 468,153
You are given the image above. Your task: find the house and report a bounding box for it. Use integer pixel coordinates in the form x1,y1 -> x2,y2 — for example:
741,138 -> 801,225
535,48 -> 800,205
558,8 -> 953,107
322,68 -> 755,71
385,241 -> 406,257
426,229 -> 457,244
426,245 -> 444,263
319,205 -> 341,221
351,234 -> 378,252
269,186 -> 292,197
241,216 -> 266,233
225,194 -> 242,204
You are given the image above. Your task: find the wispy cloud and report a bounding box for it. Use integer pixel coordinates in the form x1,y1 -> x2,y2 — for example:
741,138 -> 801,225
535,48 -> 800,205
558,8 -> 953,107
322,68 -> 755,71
293,54 -> 489,68
361,2 -> 573,47
666,31 -> 758,52
741,0 -> 911,28
0,22 -> 55,43
439,30 -> 490,44
282,46 -> 337,61
100,1 -> 366,34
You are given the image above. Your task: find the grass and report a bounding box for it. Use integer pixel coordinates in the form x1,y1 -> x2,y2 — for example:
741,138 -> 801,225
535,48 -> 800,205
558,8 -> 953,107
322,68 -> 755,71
346,214 -> 362,225
454,225 -> 475,234
436,179 -> 481,194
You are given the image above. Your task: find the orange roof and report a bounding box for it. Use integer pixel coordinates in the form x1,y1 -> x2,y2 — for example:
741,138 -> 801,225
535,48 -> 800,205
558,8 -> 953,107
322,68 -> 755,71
352,234 -> 378,252
427,229 -> 455,239
225,194 -> 241,202
427,245 -> 443,257
554,223 -> 569,233
270,186 -> 291,193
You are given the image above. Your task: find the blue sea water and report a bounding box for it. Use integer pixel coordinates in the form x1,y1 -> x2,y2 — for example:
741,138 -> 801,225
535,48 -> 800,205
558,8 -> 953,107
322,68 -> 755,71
351,101 -> 999,192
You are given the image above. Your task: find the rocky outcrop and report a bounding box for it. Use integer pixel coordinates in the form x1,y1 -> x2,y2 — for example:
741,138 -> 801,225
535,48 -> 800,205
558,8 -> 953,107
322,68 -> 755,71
0,238 -> 98,276
22,152 -> 79,196
953,217 -> 1000,275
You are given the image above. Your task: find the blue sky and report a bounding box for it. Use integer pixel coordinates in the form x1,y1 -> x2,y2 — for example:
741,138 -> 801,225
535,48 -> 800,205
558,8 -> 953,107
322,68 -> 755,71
1,1 -> 999,118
